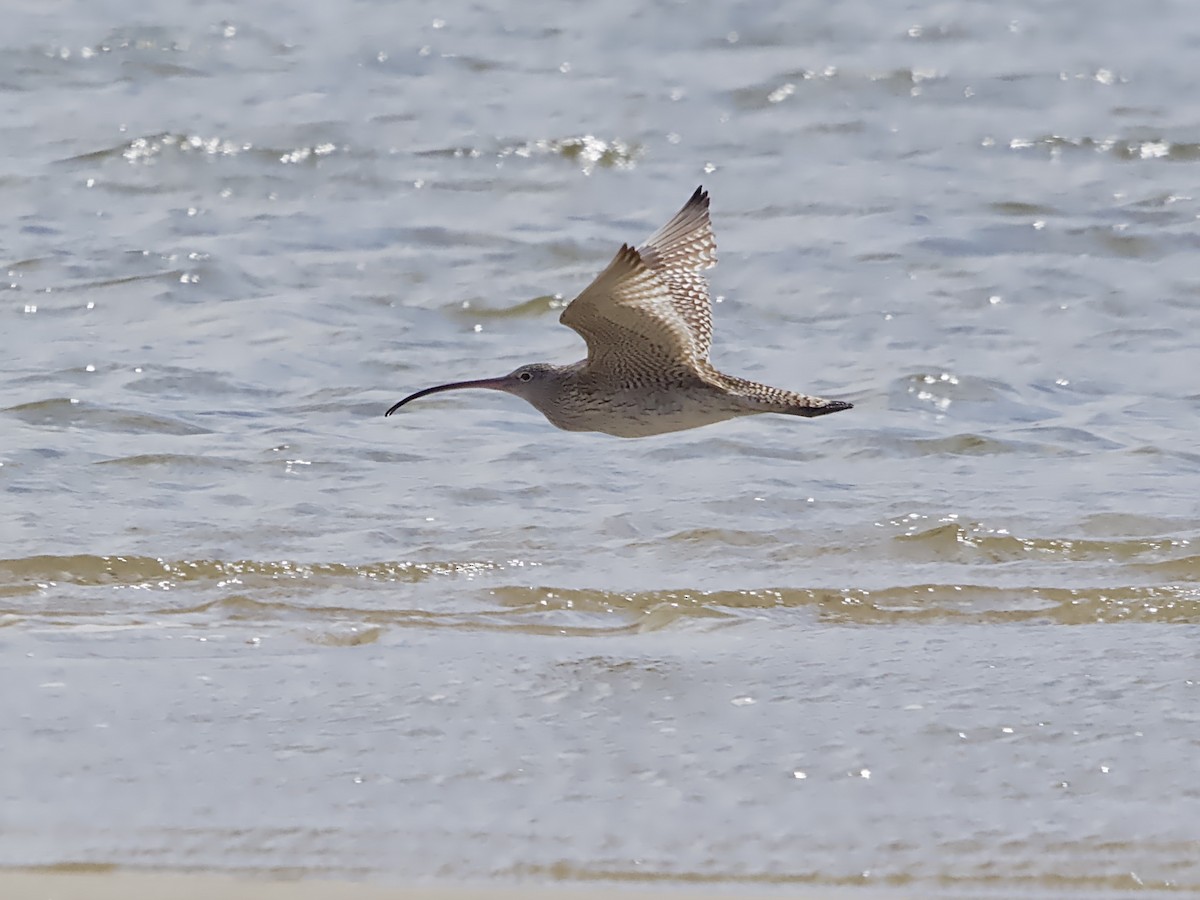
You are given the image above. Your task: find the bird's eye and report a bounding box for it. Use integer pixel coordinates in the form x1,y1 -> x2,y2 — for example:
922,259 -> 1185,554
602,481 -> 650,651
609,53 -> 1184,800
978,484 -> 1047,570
518,371 -> 533,382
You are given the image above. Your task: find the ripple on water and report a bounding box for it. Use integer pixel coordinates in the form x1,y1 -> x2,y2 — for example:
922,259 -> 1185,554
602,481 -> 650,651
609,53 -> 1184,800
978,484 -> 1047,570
999,133 -> 1200,163
856,430 -> 1075,458
891,521 -> 1193,565
488,583 -> 1200,627
92,453 -> 245,470
4,550 -> 1200,632
452,294 -> 565,319
889,371 -> 1054,423
415,135 -> 642,174
727,65 -> 959,112
2,398 -> 209,435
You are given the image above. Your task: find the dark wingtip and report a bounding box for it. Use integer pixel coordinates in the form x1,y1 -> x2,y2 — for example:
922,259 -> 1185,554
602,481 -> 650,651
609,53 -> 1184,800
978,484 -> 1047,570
800,399 -> 853,418
822,400 -> 854,415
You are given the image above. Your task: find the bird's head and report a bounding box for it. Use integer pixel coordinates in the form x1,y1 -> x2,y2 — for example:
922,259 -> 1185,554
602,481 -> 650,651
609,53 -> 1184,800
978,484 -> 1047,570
384,363 -> 561,417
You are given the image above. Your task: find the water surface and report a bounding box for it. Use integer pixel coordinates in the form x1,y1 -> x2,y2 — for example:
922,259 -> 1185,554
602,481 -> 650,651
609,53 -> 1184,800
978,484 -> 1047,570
3,0 -> 1200,892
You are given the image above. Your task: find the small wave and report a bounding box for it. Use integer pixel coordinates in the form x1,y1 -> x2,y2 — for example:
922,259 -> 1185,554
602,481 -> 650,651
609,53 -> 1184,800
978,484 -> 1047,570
1,399 -> 208,435
4,552 -> 1199,631
487,583 -> 1200,626
998,134 -> 1200,162
0,554 -> 501,591
92,453 -> 245,470
418,135 -> 642,174
887,371 -> 1056,424
858,431 -> 1063,458
892,521 -> 1192,564
452,294 -> 566,319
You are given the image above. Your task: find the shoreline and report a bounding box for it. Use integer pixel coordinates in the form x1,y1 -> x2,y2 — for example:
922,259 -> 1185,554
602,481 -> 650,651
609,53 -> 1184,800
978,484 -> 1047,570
0,867 -> 907,900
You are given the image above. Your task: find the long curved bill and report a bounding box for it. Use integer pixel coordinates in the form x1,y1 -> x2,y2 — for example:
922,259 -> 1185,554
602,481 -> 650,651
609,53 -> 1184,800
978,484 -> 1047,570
384,377 -> 510,417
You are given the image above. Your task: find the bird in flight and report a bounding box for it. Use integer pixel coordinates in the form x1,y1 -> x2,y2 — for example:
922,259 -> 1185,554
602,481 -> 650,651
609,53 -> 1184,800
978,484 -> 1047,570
385,187 -> 852,438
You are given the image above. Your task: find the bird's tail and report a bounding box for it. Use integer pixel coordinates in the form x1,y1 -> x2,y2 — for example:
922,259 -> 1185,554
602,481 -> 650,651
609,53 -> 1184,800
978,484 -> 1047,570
721,375 -> 853,419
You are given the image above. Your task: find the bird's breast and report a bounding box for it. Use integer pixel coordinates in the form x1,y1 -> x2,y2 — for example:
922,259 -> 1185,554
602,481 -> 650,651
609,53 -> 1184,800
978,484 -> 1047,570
536,381 -> 749,438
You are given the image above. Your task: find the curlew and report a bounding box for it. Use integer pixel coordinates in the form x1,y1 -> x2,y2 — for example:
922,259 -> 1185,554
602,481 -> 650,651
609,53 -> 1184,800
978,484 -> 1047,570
384,187 -> 852,438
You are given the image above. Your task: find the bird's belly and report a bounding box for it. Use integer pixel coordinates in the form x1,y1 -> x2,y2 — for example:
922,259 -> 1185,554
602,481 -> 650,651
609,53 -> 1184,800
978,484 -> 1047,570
543,387 -> 750,438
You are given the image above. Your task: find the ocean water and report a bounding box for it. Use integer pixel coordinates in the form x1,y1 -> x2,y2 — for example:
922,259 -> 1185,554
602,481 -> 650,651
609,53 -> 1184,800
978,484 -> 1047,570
3,0 -> 1200,892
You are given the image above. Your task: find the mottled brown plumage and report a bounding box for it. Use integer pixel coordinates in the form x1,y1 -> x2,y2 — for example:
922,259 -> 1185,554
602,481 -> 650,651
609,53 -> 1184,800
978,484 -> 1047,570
385,187 -> 852,437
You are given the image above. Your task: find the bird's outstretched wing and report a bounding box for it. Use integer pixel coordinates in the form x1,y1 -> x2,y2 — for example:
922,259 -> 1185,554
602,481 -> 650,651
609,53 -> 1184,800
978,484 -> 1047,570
560,187 -> 718,377
638,185 -> 717,355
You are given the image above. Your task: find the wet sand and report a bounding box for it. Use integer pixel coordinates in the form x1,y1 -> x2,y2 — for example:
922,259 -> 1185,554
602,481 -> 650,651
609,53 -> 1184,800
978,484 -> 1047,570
0,869 -> 891,900
7,0 -> 1200,893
